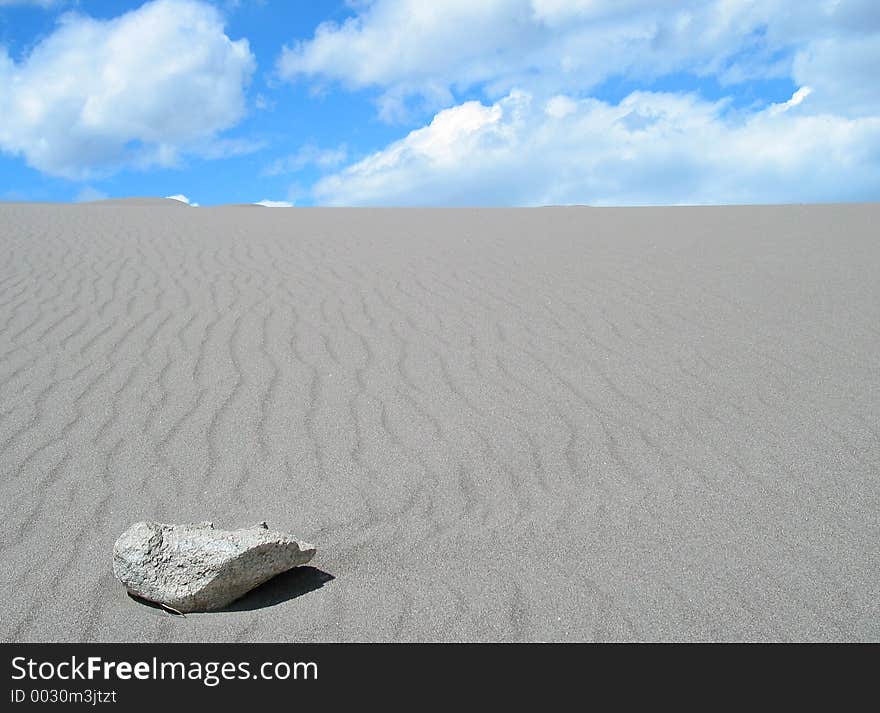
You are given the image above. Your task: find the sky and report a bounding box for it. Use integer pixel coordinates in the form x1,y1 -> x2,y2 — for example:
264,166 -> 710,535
0,0 -> 878,206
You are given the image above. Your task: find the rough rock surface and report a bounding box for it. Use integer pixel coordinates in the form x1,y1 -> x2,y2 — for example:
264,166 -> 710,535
113,521 -> 316,612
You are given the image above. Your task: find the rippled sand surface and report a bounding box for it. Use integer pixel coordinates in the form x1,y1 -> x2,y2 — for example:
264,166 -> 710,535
1,203 -> 878,642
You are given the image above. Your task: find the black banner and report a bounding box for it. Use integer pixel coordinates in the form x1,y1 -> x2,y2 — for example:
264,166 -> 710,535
2,643 -> 875,707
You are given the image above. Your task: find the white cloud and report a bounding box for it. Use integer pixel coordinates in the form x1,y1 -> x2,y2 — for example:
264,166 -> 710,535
279,1 -> 880,206
0,0 -> 255,178
262,142 -> 348,176
254,93 -> 274,111
195,137 -> 266,160
279,0 -> 880,119
544,94 -> 577,118
313,88 -> 880,206
165,194 -> 199,206
278,0 -> 526,94
767,86 -> 812,116
254,199 -> 293,207
792,33 -> 880,117
0,1 -> 61,6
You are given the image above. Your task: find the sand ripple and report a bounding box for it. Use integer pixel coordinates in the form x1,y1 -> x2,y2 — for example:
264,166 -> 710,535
1,203 -> 878,641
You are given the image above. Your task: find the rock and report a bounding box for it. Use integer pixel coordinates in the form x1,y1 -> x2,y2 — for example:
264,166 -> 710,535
113,521 -> 316,612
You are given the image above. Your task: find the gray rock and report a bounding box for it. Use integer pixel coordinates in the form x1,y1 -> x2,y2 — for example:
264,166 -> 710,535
113,521 -> 316,612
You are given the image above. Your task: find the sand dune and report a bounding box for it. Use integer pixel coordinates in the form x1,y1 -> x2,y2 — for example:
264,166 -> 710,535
84,197 -> 192,207
0,203 -> 877,642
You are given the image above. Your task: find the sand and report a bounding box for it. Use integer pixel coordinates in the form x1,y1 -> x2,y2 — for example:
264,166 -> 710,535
0,202 -> 877,642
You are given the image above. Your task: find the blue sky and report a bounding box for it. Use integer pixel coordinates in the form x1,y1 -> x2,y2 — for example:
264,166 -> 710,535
1,0 -> 878,206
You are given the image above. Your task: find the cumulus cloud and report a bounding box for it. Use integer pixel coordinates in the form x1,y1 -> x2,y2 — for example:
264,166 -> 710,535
313,88 -> 880,206
792,33 -> 880,117
279,1 -> 879,205
279,0 -> 880,119
0,0 -> 255,178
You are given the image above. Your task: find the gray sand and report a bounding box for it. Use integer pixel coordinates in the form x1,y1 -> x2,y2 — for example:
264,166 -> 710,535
0,203 -> 877,642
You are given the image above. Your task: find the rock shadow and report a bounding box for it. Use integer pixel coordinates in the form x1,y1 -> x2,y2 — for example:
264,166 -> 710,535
223,566 -> 335,612
125,566 -> 335,614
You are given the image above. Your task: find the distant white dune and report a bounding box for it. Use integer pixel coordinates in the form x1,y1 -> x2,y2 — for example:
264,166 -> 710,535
82,197 -> 191,207
80,196 -> 292,207
254,199 -> 293,207
164,194 -> 199,206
